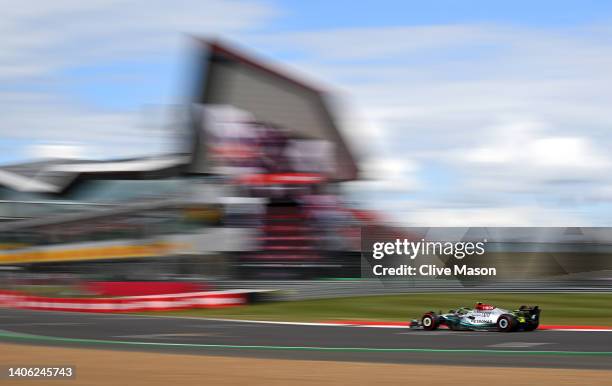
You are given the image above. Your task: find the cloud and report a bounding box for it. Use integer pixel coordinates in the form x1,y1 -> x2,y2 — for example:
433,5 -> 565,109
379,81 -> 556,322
13,101 -> 206,165
252,23 -> 612,224
398,205 -> 589,227
251,25 -> 493,61
27,143 -> 84,160
347,156 -> 421,193
452,119 -> 611,187
0,0 -> 278,79
0,0 -> 279,162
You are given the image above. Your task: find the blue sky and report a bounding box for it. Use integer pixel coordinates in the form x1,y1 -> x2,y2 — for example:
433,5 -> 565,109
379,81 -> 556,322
270,0 -> 612,29
3,0 -> 612,226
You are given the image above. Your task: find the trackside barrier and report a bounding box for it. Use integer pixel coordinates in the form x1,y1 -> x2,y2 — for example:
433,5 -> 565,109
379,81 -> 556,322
0,289 -> 271,312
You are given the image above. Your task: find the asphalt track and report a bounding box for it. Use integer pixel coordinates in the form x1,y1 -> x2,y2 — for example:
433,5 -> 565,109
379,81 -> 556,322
1,308 -> 611,370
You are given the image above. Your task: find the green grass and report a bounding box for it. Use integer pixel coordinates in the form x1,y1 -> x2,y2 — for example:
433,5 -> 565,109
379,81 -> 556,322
4,285 -> 92,297
140,293 -> 612,326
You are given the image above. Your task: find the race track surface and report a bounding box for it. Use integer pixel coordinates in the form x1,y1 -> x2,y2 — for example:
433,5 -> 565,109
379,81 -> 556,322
1,308 -> 611,369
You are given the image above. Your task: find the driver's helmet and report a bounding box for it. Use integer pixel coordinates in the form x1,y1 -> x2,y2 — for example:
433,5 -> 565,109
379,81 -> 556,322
475,302 -> 494,311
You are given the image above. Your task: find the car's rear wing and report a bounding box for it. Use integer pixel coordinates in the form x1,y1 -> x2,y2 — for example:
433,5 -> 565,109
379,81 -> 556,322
516,305 -> 541,317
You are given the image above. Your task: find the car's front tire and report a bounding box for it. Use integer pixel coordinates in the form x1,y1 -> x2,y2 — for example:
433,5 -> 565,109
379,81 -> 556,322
496,314 -> 517,332
422,312 -> 439,330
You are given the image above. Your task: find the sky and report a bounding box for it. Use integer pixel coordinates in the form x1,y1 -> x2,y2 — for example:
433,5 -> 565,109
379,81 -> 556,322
3,0 -> 612,226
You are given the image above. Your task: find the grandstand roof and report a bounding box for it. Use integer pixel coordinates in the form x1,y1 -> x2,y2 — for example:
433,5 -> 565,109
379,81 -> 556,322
0,155 -> 188,194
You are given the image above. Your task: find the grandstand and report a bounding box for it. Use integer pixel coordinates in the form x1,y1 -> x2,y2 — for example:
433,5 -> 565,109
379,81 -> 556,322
0,39 -> 363,280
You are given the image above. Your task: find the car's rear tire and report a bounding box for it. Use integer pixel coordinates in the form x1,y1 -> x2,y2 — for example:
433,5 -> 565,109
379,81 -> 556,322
422,312 -> 439,330
524,320 -> 539,331
496,314 -> 517,332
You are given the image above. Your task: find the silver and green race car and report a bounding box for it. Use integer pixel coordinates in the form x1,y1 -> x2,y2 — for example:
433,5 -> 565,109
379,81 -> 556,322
412,303 -> 541,332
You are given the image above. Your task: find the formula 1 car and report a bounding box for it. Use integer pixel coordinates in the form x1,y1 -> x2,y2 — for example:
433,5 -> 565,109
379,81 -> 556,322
411,303 -> 541,332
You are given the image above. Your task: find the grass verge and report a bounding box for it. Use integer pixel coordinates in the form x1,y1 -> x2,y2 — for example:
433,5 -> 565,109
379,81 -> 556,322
138,293 -> 612,326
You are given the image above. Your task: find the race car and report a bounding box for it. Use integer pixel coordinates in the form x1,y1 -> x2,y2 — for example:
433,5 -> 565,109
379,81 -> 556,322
412,303 -> 541,332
